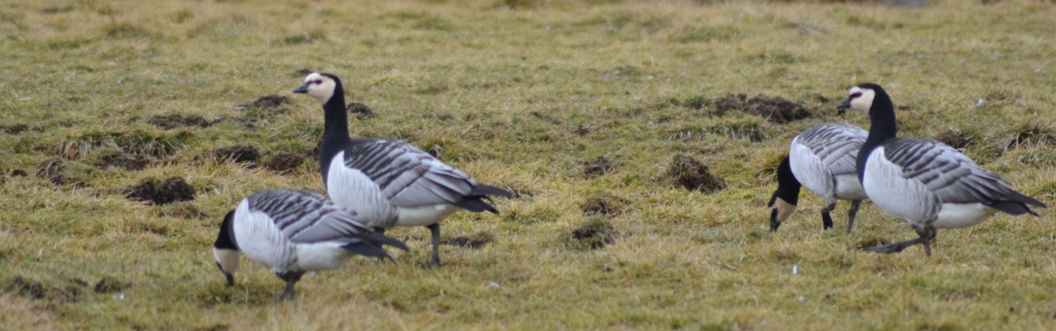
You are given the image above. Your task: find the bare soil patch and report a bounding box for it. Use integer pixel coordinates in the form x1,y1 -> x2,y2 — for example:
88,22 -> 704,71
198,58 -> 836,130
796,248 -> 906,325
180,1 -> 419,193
571,219 -> 616,250
149,114 -> 210,130
126,177 -> 195,205
264,152 -> 306,173
662,154 -> 726,193
583,156 -> 616,179
214,145 -> 259,164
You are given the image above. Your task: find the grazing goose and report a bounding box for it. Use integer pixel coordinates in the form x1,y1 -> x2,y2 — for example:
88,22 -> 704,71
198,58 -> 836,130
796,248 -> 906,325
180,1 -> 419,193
212,189 -> 408,302
768,123 -> 869,233
838,83 -> 1046,255
293,72 -> 513,267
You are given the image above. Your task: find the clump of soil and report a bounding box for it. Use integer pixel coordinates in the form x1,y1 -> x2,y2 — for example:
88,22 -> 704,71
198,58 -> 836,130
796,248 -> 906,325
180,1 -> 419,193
348,102 -> 377,119
264,152 -> 306,173
745,95 -> 813,124
36,157 -> 66,185
214,145 -> 259,164
583,156 -> 616,179
5,276 -> 87,302
663,154 -> 726,193
934,128 -> 973,149
571,219 -> 616,249
8,276 -> 46,299
1,124 -> 36,135
440,232 -> 494,249
126,177 -> 195,205
240,95 -> 290,110
713,93 -> 748,116
574,124 -> 591,136
94,276 -> 129,294
148,114 -> 210,130
580,194 -> 629,217
10,169 -> 27,177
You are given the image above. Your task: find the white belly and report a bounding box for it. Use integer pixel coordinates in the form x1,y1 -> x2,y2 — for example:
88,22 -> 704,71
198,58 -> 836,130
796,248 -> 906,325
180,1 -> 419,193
294,242 -> 353,271
395,204 -> 459,226
932,203 -> 998,229
833,174 -> 867,201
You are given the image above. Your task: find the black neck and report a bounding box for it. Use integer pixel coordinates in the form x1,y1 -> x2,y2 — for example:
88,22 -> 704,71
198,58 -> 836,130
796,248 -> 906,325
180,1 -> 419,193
214,210 -> 238,250
769,155 -> 801,207
857,87 -> 897,181
320,81 -> 351,180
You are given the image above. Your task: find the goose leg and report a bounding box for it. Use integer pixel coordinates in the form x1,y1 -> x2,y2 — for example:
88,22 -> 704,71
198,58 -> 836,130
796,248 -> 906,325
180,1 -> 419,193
865,224 -> 938,256
427,223 -> 442,267
845,200 -> 863,234
820,203 -> 836,230
273,271 -> 304,303
914,225 -> 937,257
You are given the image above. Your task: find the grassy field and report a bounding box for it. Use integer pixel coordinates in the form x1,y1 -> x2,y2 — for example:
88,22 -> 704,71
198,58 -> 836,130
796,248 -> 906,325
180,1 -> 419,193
2,0 -> 1056,329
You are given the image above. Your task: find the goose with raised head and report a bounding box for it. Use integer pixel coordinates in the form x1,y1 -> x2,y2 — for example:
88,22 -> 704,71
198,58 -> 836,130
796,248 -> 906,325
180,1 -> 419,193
768,123 -> 869,233
293,72 -> 513,267
838,83 -> 1045,255
212,189 -> 408,302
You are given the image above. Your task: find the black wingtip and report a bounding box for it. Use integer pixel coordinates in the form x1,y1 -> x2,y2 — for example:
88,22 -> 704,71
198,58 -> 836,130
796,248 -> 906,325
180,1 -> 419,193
367,231 -> 410,251
453,197 -> 500,214
472,184 -> 514,199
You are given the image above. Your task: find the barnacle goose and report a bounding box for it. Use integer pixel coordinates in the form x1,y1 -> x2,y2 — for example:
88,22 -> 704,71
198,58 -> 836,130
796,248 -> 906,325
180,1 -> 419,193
212,189 -> 408,302
293,72 -> 513,267
839,83 -> 1046,255
768,123 -> 869,233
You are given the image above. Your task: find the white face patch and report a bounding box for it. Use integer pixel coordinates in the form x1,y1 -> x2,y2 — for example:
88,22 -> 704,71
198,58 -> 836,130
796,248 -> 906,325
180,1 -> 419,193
302,73 -> 337,104
213,247 -> 240,274
847,86 -> 876,114
769,197 -> 797,223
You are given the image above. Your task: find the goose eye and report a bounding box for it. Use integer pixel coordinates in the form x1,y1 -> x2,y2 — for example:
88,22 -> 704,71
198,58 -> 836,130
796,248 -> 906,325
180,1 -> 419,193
850,92 -> 862,99
314,80 -> 322,84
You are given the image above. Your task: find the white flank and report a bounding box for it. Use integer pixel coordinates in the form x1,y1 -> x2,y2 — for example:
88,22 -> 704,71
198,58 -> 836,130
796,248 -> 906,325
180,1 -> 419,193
862,147 -> 940,227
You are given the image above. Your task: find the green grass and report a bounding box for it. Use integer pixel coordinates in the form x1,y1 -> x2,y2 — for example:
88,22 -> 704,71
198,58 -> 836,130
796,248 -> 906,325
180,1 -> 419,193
2,0 -> 1056,329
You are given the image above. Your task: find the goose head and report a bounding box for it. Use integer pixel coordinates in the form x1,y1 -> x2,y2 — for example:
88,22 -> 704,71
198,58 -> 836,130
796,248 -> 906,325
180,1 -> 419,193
293,72 -> 341,104
766,156 -> 800,231
837,83 -> 883,115
212,210 -> 239,286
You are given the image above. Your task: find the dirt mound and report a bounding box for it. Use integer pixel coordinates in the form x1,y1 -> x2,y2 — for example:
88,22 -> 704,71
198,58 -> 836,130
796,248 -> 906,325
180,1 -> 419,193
10,169 -> 27,177
36,157 -> 66,185
5,276 -> 88,302
663,154 -> 726,193
934,128 -> 972,149
745,95 -> 813,124
348,102 -> 377,119
149,114 -> 210,130
580,194 -> 629,217
440,232 -> 494,249
583,156 -> 616,179
0,124 -> 40,135
126,177 -> 195,205
264,152 -> 305,173
214,146 -> 259,164
241,95 -> 290,109
571,219 -> 616,250
713,93 -> 747,116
